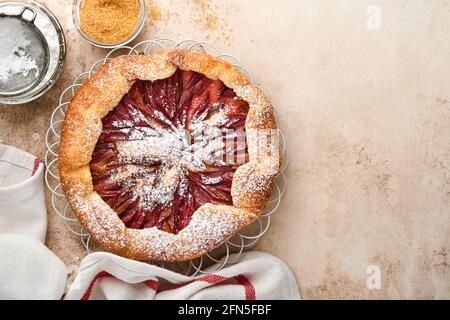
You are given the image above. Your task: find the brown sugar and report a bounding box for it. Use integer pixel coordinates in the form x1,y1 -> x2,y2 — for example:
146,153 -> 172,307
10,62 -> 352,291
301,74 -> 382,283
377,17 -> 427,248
80,0 -> 141,44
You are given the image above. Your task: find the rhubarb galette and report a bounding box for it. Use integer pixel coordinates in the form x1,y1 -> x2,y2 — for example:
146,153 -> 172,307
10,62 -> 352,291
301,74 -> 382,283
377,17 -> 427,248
59,51 -> 279,261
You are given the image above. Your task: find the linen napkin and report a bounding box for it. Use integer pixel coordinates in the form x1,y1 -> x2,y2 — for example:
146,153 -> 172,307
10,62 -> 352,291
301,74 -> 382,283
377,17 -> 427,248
0,143 -> 67,300
0,143 -> 46,241
0,234 -> 67,299
65,251 -> 301,300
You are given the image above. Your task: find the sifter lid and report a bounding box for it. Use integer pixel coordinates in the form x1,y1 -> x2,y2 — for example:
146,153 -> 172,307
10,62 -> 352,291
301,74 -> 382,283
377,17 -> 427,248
0,1 -> 66,105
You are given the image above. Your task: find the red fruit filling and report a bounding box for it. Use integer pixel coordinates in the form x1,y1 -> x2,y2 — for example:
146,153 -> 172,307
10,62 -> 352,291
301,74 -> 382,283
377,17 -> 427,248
89,69 -> 249,234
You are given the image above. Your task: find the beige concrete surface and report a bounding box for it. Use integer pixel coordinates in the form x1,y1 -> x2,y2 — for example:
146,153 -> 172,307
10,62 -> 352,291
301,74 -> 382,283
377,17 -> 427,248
0,0 -> 449,299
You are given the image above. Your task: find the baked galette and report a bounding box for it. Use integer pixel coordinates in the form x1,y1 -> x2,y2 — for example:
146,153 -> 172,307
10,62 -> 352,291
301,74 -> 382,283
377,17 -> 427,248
59,51 -> 279,261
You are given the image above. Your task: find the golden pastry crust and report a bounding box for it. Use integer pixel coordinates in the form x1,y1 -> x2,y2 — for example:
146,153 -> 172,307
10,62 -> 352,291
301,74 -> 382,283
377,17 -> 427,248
59,51 -> 279,261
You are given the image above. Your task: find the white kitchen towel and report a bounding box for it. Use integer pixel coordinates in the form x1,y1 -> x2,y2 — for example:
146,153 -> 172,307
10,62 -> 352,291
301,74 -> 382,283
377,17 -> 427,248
0,143 -> 67,300
66,251 -> 300,300
0,234 -> 67,300
0,143 -> 47,241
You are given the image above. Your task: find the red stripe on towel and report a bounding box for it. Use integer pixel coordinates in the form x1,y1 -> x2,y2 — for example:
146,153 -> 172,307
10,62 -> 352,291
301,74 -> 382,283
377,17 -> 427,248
196,274 -> 228,284
82,272 -> 160,300
156,274 -> 230,292
143,279 -> 160,292
31,158 -> 41,176
81,272 -> 256,300
234,275 -> 256,300
81,271 -> 112,300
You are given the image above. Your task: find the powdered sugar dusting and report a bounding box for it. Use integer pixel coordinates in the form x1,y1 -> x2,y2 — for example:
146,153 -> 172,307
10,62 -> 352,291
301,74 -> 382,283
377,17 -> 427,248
201,175 -> 223,185
113,115 -> 230,211
129,204 -> 256,261
0,40 -> 38,82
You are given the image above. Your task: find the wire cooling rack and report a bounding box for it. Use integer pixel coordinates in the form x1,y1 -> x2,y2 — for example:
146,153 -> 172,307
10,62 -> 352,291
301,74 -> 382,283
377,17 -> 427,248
45,39 -> 288,276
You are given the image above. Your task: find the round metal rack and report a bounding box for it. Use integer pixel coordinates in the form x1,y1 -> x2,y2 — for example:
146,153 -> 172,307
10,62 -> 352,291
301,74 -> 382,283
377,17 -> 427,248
45,39 -> 288,276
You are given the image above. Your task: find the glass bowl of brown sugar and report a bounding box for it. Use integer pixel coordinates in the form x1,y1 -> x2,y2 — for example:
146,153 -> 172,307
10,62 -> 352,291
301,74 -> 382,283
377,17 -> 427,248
73,0 -> 147,48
